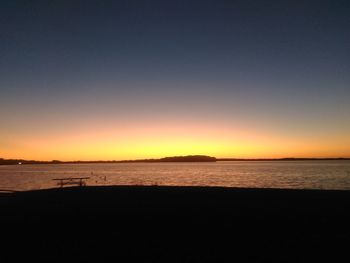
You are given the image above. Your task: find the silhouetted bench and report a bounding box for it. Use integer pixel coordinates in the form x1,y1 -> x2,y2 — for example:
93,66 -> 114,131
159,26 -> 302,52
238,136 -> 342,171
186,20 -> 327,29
52,177 -> 90,188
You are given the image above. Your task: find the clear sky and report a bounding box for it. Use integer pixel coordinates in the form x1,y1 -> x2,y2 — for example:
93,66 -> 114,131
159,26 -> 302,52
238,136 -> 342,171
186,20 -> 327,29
1,0 -> 350,160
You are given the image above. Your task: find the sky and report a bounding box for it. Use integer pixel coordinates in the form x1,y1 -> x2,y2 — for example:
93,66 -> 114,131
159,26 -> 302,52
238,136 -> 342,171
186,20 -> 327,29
1,0 -> 350,160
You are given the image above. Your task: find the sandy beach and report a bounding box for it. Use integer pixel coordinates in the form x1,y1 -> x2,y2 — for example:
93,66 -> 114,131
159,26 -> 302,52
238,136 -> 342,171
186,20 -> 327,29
1,185 -> 350,262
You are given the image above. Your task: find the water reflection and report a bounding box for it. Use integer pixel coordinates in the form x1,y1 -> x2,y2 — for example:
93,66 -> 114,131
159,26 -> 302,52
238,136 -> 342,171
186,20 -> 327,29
0,161 -> 350,191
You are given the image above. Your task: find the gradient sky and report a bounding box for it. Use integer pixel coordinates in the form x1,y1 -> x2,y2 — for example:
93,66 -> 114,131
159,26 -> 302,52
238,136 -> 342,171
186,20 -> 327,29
1,0 -> 350,160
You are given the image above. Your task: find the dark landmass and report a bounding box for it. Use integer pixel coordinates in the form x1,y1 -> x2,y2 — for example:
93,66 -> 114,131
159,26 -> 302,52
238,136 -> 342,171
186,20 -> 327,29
1,185 -> 350,262
1,156 -> 349,165
123,155 -> 217,162
0,158 -> 64,165
0,155 -> 216,165
218,157 -> 350,161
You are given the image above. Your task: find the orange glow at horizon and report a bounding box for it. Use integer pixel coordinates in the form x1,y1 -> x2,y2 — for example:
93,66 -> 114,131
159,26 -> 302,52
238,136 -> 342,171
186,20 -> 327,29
1,118 -> 350,161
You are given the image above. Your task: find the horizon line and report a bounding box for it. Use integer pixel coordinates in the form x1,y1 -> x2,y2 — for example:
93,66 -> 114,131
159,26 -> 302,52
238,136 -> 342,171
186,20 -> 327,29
1,155 -> 350,163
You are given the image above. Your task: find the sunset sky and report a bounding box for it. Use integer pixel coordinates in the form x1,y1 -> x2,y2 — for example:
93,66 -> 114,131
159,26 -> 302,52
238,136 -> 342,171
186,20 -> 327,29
1,0 -> 350,161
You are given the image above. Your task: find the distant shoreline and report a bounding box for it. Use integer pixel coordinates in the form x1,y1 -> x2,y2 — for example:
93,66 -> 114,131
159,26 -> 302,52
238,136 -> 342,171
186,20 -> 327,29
1,155 -> 350,165
218,157 -> 350,161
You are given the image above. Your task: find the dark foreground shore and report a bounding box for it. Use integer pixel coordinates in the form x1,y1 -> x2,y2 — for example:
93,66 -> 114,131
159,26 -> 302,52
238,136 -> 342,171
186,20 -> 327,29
2,186 -> 350,262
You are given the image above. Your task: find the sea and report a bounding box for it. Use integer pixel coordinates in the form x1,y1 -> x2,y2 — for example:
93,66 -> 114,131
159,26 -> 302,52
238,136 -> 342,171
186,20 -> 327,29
1,160 -> 350,191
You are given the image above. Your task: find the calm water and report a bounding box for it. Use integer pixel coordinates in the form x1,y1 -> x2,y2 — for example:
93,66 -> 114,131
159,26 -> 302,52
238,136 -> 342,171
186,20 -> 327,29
1,161 -> 350,191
